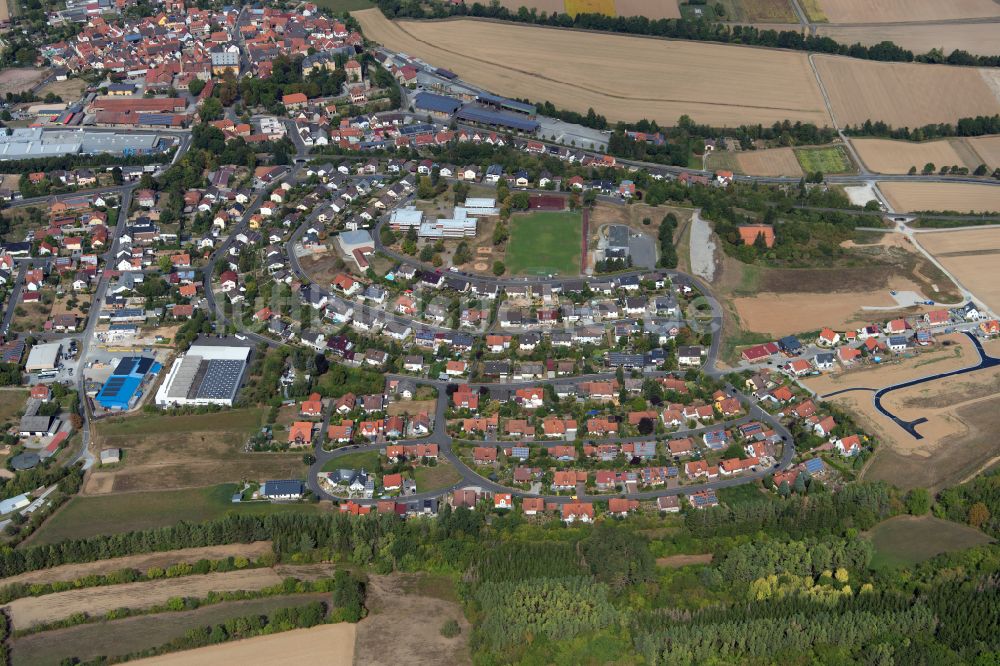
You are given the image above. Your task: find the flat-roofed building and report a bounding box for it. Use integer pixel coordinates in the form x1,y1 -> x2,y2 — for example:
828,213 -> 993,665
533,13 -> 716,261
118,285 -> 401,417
155,344 -> 252,407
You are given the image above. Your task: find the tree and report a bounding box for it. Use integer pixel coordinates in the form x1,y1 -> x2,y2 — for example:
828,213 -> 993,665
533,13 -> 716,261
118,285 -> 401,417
158,255 -> 173,273
968,502 -> 990,528
905,487 -> 931,515
637,417 -> 654,435
492,261 -> 506,276
199,97 -> 224,121
188,78 -> 206,96
417,176 -> 434,199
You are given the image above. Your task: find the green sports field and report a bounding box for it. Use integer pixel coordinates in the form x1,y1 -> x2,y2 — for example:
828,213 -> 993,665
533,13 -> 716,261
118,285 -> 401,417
795,146 -> 854,174
505,211 -> 583,276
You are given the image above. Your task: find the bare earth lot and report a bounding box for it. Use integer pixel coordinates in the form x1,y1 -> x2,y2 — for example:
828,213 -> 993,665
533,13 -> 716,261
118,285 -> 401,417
354,573 -> 470,665
852,138 -> 973,174
918,227 -> 1000,313
813,56 -> 1000,128
87,410 -> 305,493
0,68 -> 46,96
0,542 -> 274,587
354,10 -> 831,126
880,182 -> 1000,214
7,569 -> 285,630
656,553 -> 714,568
805,352 -> 1000,491
129,624 -> 356,666
733,288 -> 923,337
815,0 -> 1000,23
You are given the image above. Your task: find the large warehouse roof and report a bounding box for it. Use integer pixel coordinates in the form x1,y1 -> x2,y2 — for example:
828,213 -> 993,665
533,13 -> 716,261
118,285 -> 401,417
413,92 -> 462,115
456,106 -> 539,132
155,345 -> 252,407
25,343 -> 61,371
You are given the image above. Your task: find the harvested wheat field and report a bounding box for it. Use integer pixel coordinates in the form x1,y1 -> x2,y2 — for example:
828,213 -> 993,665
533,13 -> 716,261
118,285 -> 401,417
818,24 -> 1000,57
815,0 -> 1000,23
919,227 -> 1000,313
130,624 -> 356,666
880,182 -> 1000,214
737,147 -> 804,176
813,56 -> 1000,128
7,568 -> 285,630
0,542 -> 274,587
353,10 -> 831,126
852,138 -> 972,174
614,0 -> 680,18
969,135 -> 1000,168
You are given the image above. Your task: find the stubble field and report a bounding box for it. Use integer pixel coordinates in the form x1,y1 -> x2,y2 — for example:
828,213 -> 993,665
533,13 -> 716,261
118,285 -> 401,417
735,148 -> 803,176
354,10 -> 831,126
817,24 -> 1000,57
128,624 -> 356,666
0,542 -> 274,587
879,182 -> 1000,214
813,55 -> 1000,128
7,569 -> 286,630
918,227 -> 1000,313
814,0 -> 1000,23
969,135 -> 1000,167
852,138 -> 974,174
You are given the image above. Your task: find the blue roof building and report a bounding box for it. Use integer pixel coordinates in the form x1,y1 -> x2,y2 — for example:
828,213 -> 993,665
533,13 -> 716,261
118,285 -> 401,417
95,356 -> 160,410
779,335 -> 802,353
456,106 -> 539,132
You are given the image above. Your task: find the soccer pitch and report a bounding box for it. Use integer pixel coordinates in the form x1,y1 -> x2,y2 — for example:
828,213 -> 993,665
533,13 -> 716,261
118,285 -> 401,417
504,211 -> 583,276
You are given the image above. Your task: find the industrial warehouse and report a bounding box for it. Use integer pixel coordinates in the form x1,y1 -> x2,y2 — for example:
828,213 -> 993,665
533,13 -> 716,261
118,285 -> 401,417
0,127 -> 173,159
94,356 -> 161,411
155,344 -> 252,408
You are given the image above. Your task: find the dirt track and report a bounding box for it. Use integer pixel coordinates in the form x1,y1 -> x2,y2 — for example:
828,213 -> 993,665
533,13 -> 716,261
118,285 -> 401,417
0,542 -> 274,587
128,624 -> 356,665
7,569 -> 285,630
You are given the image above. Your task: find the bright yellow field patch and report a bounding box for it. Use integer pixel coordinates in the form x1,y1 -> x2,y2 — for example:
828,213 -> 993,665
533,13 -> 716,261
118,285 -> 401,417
564,0 -> 616,16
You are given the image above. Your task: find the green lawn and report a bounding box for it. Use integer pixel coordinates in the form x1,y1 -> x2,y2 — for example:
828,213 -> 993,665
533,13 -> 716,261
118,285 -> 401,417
866,515 -> 993,569
795,146 -> 853,174
29,484 -> 318,546
98,409 -> 266,438
717,484 -> 766,507
312,0 -> 373,12
322,450 -> 380,472
0,388 -> 28,430
505,211 -> 583,276
414,462 -> 463,492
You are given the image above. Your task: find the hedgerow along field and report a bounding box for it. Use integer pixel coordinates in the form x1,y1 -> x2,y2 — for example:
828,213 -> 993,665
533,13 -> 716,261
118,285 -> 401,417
504,210 -> 583,276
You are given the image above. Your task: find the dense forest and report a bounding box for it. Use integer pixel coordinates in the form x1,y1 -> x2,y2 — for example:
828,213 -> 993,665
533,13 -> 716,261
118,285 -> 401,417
373,0 -> 1000,67
3,476 -> 998,663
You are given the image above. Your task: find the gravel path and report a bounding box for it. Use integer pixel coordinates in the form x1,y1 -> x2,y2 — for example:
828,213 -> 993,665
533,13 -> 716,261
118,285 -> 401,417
689,210 -> 717,282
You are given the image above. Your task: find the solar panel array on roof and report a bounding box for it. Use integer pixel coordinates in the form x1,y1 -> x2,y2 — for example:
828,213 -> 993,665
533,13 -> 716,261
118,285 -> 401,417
134,357 -> 154,374
194,359 -> 246,401
804,458 -> 825,474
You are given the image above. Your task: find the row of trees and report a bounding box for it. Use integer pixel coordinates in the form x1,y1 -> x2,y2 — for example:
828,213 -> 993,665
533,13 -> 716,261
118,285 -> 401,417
846,114 -> 1000,141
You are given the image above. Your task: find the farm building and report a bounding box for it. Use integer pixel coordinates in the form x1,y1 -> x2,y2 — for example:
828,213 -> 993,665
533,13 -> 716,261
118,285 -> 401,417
155,344 -> 252,407
100,448 -> 122,464
95,356 -> 161,410
413,91 -> 462,117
